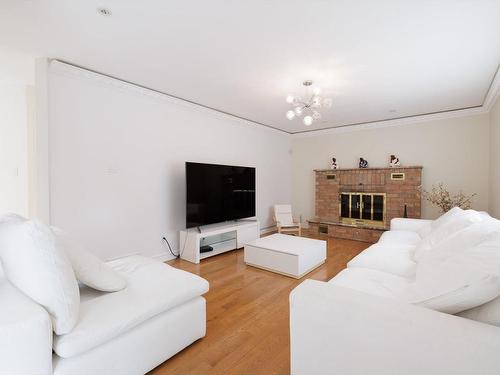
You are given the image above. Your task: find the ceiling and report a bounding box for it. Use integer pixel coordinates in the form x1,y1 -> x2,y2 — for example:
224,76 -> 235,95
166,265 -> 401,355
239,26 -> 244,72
1,0 -> 499,133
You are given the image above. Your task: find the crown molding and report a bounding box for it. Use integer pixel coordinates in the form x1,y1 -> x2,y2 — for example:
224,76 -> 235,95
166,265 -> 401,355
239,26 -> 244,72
292,65 -> 500,137
49,58 -> 500,139
482,64 -> 500,112
290,106 -> 488,138
49,59 -> 289,136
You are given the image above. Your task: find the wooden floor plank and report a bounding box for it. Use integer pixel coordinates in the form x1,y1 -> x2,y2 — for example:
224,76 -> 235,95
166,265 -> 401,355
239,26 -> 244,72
150,236 -> 368,374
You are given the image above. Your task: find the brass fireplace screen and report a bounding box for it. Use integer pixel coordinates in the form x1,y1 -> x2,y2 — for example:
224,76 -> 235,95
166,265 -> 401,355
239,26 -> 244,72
340,192 -> 386,228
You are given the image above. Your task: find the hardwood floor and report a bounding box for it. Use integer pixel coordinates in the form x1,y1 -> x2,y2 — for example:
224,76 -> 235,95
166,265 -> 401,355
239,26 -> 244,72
150,236 -> 368,375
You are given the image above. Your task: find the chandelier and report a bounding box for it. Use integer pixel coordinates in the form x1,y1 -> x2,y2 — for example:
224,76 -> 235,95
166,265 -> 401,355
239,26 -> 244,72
285,80 -> 332,126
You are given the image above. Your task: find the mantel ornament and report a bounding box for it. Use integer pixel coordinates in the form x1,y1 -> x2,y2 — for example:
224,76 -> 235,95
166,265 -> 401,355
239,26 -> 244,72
359,157 -> 368,168
330,157 -> 338,170
389,154 -> 401,167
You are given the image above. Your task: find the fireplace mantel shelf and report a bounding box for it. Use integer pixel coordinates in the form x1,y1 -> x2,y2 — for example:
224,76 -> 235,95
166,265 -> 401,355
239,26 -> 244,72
314,166 -> 423,172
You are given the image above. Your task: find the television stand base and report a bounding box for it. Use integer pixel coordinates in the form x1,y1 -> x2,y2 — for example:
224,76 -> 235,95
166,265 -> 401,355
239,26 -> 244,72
180,221 -> 260,264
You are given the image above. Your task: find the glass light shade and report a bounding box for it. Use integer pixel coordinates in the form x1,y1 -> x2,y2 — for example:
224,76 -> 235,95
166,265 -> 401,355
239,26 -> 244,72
312,96 -> 321,107
286,95 -> 294,104
313,87 -> 321,95
312,111 -> 321,120
303,115 -> 313,126
286,110 -> 295,120
294,107 -> 303,116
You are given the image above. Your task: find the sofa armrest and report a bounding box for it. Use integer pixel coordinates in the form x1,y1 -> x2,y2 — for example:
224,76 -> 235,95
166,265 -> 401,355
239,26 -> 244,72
390,217 -> 433,232
290,280 -> 500,375
0,280 -> 53,375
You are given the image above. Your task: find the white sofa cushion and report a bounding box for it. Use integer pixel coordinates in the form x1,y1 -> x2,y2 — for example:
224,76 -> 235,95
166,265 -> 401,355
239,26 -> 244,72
52,227 -> 127,292
413,274 -> 500,315
416,222 -> 433,238
459,295 -> 500,327
378,230 -> 422,247
414,209 -> 482,261
411,230 -> 500,314
328,268 -> 411,299
430,206 -> 464,229
0,219 -> 80,334
418,218 -> 500,261
347,244 -> 417,278
53,255 -> 209,358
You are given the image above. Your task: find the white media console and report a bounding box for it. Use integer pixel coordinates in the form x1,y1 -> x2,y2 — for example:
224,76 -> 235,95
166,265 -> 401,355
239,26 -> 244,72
179,220 -> 260,264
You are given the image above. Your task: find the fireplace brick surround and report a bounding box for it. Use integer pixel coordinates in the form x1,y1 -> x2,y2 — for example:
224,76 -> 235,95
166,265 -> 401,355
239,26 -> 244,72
308,166 -> 423,243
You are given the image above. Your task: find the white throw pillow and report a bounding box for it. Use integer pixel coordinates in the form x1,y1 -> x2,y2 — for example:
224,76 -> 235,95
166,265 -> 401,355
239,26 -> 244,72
414,209 -> 482,261
416,222 -> 433,238
413,274 -> 500,314
409,230 -> 500,314
0,220 -> 80,334
52,227 -> 127,292
431,206 -> 464,229
459,295 -> 500,326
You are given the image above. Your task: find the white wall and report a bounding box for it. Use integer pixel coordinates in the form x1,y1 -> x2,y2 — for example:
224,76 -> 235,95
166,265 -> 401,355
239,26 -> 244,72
0,85 -> 29,216
292,114 -> 490,221
47,61 -> 291,261
490,95 -> 500,218
0,48 -> 34,217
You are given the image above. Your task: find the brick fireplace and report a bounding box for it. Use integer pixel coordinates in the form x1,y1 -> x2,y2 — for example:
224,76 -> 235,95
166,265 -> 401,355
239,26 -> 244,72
308,166 -> 422,242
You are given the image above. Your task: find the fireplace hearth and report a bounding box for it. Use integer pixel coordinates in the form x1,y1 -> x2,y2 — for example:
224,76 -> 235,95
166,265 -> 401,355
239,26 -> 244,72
309,166 -> 422,242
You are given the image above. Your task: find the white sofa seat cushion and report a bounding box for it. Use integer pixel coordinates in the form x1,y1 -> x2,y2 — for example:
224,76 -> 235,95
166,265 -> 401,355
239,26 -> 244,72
0,219 -> 80,335
378,230 -> 422,246
328,268 -> 411,299
347,244 -> 417,278
53,255 -> 209,358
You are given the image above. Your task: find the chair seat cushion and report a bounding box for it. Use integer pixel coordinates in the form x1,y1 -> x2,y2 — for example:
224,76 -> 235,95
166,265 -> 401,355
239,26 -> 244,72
53,256 -> 209,358
347,244 -> 417,278
280,224 -> 300,228
378,230 -> 422,246
328,268 -> 411,299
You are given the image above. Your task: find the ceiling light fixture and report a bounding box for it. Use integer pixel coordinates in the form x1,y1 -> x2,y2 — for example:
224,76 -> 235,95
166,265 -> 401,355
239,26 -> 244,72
285,80 -> 332,126
97,7 -> 112,16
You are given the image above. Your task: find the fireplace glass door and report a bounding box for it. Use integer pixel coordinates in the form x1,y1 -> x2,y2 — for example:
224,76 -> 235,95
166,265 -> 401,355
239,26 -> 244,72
339,192 -> 386,228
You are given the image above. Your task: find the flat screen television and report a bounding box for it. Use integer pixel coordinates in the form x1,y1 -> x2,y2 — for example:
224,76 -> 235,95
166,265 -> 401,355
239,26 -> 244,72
186,162 -> 256,228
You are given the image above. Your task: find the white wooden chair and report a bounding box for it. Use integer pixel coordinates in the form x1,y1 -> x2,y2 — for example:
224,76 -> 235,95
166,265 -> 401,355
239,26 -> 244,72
274,204 -> 302,236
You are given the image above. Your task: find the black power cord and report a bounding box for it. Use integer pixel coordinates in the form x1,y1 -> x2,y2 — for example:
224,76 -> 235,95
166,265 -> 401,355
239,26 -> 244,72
162,237 -> 179,258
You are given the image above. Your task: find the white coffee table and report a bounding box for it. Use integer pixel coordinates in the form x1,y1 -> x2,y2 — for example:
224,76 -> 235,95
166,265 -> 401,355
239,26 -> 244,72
244,234 -> 327,278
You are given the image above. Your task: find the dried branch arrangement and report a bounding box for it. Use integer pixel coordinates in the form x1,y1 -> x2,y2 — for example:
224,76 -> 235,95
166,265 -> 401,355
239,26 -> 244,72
423,183 -> 476,213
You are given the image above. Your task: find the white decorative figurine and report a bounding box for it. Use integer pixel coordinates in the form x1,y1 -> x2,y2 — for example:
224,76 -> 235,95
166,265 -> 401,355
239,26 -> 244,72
389,154 -> 401,167
330,157 -> 338,170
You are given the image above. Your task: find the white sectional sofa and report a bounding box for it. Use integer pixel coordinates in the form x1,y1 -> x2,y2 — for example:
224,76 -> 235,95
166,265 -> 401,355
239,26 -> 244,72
0,216 -> 209,375
290,208 -> 500,375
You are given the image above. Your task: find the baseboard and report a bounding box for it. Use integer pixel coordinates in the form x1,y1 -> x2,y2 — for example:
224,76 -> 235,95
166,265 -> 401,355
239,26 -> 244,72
151,251 -> 176,262
260,225 -> 277,235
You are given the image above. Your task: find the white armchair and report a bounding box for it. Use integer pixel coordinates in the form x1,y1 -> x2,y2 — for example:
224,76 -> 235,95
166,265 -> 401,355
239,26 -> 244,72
274,205 -> 302,236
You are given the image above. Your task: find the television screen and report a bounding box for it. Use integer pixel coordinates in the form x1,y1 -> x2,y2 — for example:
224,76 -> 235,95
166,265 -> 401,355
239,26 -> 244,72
186,162 -> 256,228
